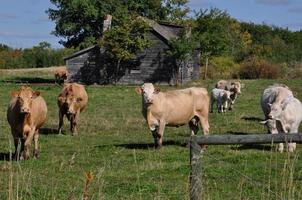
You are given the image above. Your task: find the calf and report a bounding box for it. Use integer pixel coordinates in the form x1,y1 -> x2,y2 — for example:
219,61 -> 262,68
54,68 -> 68,84
215,80 -> 242,110
7,86 -> 47,160
210,88 -> 231,113
260,84 -> 295,152
135,83 -> 210,148
58,83 -> 88,135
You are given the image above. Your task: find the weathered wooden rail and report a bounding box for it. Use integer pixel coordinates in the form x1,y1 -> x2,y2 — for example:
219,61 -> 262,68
189,133 -> 302,200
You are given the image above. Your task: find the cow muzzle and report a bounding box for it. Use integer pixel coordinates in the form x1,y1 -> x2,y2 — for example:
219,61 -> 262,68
21,107 -> 30,114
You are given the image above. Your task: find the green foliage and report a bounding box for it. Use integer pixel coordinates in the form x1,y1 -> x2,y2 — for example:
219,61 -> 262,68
206,56 -> 240,79
99,12 -> 150,81
100,14 -> 150,62
0,42 -> 75,69
47,0 -> 190,48
167,30 -> 196,61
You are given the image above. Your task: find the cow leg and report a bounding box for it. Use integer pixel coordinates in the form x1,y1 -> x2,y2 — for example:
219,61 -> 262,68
33,130 -> 40,159
23,129 -> 35,160
288,128 -> 298,152
200,117 -> 210,135
13,136 -> 22,161
58,109 -> 64,134
210,98 -> 214,113
223,101 -> 228,112
71,112 -> 79,136
73,112 -> 80,135
156,121 -> 166,149
189,117 -> 199,136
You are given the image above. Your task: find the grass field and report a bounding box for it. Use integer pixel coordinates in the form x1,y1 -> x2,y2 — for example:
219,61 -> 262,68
0,71 -> 302,199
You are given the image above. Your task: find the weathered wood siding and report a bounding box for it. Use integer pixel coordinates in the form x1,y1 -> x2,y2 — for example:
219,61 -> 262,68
118,31 -> 175,85
65,28 -> 200,85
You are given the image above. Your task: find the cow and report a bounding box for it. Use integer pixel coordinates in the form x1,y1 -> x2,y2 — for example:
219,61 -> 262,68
210,88 -> 232,113
260,84 -> 295,152
54,68 -> 68,84
215,80 -> 242,110
57,83 -> 88,135
135,83 -> 210,149
268,96 -> 302,152
7,86 -> 47,160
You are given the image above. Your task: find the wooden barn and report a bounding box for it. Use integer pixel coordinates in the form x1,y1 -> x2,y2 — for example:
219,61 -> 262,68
64,18 -> 200,85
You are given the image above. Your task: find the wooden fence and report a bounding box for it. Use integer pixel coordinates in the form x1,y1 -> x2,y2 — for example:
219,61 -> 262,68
189,133 -> 302,200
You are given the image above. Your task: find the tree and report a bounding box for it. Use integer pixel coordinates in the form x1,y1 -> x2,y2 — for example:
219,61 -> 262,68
47,0 -> 190,48
99,12 -> 150,83
194,8 -> 231,79
167,30 -> 196,84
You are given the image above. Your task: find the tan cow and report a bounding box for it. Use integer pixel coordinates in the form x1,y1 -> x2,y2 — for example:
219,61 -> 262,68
57,83 -> 88,135
54,68 -> 68,84
135,83 -> 210,149
7,86 -> 47,160
215,80 -> 242,110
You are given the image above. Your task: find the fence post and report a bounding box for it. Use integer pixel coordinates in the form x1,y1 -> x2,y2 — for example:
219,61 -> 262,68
189,136 -> 203,200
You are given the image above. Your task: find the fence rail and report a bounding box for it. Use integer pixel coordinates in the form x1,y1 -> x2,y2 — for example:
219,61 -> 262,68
189,133 -> 302,200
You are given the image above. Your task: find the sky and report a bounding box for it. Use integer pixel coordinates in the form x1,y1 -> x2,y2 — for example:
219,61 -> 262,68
0,0 -> 302,49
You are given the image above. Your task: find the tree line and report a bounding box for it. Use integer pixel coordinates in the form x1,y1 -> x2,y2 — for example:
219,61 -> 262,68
0,42 -> 75,69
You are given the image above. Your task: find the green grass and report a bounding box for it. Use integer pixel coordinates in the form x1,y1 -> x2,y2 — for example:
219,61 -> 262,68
0,76 -> 302,199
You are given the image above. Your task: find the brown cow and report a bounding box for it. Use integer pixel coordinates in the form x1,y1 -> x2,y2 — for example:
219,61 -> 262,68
57,83 -> 88,135
54,68 -> 68,84
135,83 -> 210,149
7,86 -> 47,160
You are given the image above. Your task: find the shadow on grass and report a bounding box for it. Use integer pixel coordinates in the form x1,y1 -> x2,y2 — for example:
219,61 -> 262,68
0,152 -> 12,161
40,128 -> 59,135
231,144 -> 272,151
96,140 -> 187,150
1,77 -> 55,84
241,116 -> 264,122
226,131 -> 250,135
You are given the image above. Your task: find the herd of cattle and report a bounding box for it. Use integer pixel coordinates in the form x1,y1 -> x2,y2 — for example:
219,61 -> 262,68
5,78 -> 301,160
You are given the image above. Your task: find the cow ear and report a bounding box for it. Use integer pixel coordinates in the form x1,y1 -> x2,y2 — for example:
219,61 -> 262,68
32,91 -> 40,98
76,97 -> 83,103
135,87 -> 142,94
154,87 -> 160,94
10,91 -> 19,98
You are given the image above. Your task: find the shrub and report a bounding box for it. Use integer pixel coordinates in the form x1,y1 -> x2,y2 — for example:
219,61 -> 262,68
238,57 -> 284,79
287,63 -> 302,79
201,56 -> 240,79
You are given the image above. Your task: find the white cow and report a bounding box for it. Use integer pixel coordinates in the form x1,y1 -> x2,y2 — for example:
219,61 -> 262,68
260,84 -> 296,152
268,96 -> 302,152
210,88 -> 232,113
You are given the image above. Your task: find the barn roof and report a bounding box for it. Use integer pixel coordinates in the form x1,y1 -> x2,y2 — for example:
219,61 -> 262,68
140,17 -> 182,42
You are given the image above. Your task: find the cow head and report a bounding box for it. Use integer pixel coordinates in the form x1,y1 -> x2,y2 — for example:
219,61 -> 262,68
58,85 -> 82,115
267,103 -> 282,120
260,119 -> 278,134
135,83 -> 160,104
230,81 -> 241,95
11,86 -> 40,114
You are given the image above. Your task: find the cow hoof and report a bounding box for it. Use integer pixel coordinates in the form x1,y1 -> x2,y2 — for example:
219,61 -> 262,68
154,144 -> 162,150
34,150 -> 39,159
71,132 -> 78,136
